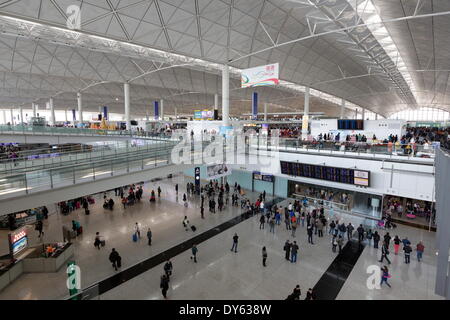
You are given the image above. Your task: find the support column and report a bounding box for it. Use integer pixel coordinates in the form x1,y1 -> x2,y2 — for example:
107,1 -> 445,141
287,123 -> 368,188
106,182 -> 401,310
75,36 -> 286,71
355,108 -> 358,119
340,99 -> 345,119
19,106 -> 24,125
124,83 -> 131,130
2,110 -> 6,124
160,99 -> 164,121
49,98 -> 55,126
174,107 -> 178,120
65,109 -> 68,122
214,94 -> 219,120
362,108 -> 365,120
375,113 -> 378,120
222,64 -> 230,127
264,103 -> 268,121
77,92 -> 83,125
32,103 -> 36,118
302,87 -> 310,137
10,109 -> 14,125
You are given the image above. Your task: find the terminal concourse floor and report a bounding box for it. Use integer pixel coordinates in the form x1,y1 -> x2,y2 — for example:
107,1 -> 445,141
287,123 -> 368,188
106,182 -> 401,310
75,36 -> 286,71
99,199 -> 441,300
0,175 -> 270,300
0,177 -> 441,300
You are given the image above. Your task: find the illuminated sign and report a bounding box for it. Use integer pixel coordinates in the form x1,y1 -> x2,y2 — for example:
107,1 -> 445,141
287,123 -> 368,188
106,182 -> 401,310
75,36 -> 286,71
8,227 -> 28,256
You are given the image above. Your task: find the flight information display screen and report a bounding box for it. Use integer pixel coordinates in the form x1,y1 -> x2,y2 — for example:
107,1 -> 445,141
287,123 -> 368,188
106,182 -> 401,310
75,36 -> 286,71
280,161 -> 370,187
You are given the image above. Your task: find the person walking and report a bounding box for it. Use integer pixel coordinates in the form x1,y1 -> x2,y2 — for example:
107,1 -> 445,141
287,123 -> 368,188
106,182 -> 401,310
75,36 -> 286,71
307,223 -> 314,244
175,184 -> 178,195
164,260 -> 173,279
94,232 -> 102,250
259,214 -> 266,230
134,222 -> 141,239
147,228 -> 152,246
357,224 -> 365,242
346,223 -> 354,241
393,236 -> 401,255
329,220 -> 336,235
379,242 -> 391,264
290,285 -> 301,300
231,233 -> 239,253
191,244 -> 198,263
157,186 -> 162,198
403,243 -> 412,264
384,232 -> 392,247
160,274 -> 170,299
35,220 -> 44,238
283,240 -> 291,261
337,236 -> 344,253
380,266 -> 391,288
269,218 -> 275,233
416,241 -> 425,262
305,288 -> 316,300
290,241 -> 299,263
366,229 -> 373,247
373,231 -> 380,249
291,219 -> 297,237
109,248 -> 121,271
262,247 -> 268,267
332,236 -> 338,253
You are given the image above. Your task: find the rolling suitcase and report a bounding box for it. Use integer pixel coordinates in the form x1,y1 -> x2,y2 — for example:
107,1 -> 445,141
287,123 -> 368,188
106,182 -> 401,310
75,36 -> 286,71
85,209 -> 90,215
132,233 -> 138,242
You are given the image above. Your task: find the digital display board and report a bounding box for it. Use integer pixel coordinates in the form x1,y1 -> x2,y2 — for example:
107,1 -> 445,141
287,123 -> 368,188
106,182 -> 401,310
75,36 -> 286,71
280,161 -> 370,187
253,171 -> 274,183
8,227 -> 28,256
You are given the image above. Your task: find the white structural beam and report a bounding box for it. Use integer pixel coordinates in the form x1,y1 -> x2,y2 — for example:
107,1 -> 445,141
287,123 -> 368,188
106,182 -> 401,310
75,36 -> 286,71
124,82 -> 131,130
77,92 -> 83,124
49,97 -> 55,125
222,65 -> 230,127
264,103 -> 268,121
302,87 -> 310,137
340,98 -> 345,119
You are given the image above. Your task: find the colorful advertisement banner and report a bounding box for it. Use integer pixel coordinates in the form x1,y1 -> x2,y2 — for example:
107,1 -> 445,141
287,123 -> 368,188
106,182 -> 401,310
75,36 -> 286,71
241,63 -> 280,88
206,164 -> 231,180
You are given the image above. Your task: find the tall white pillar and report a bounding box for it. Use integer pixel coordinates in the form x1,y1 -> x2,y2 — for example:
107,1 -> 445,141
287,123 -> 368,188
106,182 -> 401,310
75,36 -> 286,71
32,103 -> 36,117
77,92 -> 83,124
2,110 -> 6,124
19,106 -> 24,125
174,107 -> 178,119
65,109 -> 68,122
49,97 -> 55,125
302,87 -> 310,137
375,113 -> 378,120
264,103 -> 268,121
160,99 -> 164,121
10,109 -> 14,125
124,82 -> 131,130
222,64 -> 230,127
340,99 -> 345,119
355,108 -> 358,119
362,108 -> 365,120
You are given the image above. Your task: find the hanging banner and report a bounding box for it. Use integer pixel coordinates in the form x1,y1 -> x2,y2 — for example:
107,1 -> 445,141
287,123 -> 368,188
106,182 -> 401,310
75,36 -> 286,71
241,63 -> 279,88
154,101 -> 159,120
103,106 -> 108,120
252,92 -> 258,120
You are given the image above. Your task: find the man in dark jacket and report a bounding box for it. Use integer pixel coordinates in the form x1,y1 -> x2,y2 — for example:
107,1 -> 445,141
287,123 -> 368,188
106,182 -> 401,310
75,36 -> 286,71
109,248 -> 121,271
259,215 -> 265,229
164,260 -> 173,279
357,224 -> 365,242
160,274 -> 170,299
378,242 -> 391,264
307,223 -> 314,244
231,233 -> 239,253
384,233 -> 392,247
290,241 -> 299,263
346,223 -> 354,240
283,240 -> 291,261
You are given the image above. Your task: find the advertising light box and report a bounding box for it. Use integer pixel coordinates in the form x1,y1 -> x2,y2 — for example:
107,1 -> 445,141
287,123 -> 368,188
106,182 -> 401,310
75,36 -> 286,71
241,63 -> 280,88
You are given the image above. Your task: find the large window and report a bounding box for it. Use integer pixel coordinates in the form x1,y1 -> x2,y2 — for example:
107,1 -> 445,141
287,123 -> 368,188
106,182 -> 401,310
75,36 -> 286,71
388,107 -> 450,121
